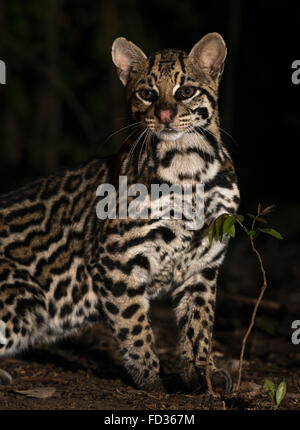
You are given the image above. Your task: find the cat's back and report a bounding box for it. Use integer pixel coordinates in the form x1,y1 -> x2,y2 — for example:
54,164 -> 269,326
0,158 -> 110,259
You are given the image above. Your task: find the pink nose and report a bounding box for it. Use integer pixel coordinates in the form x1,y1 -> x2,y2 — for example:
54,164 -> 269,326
159,109 -> 171,123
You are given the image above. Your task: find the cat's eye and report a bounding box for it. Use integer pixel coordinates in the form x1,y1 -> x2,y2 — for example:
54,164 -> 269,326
137,89 -> 158,102
175,86 -> 198,100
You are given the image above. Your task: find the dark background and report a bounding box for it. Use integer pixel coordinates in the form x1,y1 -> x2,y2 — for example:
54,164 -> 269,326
0,0 -> 299,298
0,2 -> 300,407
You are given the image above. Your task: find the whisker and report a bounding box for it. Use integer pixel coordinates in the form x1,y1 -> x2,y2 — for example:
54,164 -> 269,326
197,124 -> 217,140
195,125 -> 219,162
187,126 -> 213,164
219,127 -> 238,145
103,121 -> 143,145
138,131 -> 147,171
126,128 -> 148,172
146,130 -> 152,159
123,127 -> 142,144
138,128 -> 151,174
133,129 -> 148,166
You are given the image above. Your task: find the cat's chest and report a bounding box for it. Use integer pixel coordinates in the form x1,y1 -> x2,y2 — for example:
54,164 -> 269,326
156,147 -> 220,185
124,220 -> 194,293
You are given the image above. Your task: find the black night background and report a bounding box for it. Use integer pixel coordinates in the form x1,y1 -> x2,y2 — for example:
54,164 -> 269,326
0,0 -> 300,410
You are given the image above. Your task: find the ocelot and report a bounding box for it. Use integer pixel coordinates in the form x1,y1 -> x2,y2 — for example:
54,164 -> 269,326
0,33 -> 239,392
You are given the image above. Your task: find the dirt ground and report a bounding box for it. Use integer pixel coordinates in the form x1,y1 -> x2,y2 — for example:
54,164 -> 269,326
0,237 -> 299,411
0,300 -> 299,410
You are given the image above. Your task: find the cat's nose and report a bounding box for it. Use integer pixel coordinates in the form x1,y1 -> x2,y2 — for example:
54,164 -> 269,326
159,109 -> 172,123
155,106 -> 177,124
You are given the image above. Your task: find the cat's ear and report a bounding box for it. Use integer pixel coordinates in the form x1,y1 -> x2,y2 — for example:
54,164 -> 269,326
112,37 -> 147,86
189,33 -> 227,81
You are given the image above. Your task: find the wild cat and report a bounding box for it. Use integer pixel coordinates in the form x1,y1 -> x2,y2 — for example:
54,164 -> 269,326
0,33 -> 239,392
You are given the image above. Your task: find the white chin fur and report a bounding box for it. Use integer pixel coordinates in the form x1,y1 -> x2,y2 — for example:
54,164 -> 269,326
156,130 -> 184,141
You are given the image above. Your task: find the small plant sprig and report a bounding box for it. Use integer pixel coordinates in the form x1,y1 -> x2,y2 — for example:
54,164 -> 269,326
264,379 -> 287,409
207,203 -> 283,392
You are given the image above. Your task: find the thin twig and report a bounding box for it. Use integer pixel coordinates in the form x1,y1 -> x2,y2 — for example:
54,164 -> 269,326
235,221 -> 268,392
219,292 -> 280,311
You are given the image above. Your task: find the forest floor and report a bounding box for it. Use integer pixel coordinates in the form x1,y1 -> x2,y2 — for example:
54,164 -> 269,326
0,236 -> 299,411
0,294 -> 299,411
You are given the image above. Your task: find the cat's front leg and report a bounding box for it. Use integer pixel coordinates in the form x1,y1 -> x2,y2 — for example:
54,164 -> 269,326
172,260 -> 232,393
93,262 -> 165,392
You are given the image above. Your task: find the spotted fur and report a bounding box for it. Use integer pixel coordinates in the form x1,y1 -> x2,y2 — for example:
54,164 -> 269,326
0,34 -> 239,392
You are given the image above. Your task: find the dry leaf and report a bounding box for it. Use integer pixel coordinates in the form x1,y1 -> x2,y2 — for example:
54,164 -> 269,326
248,382 -> 262,391
14,387 -> 56,399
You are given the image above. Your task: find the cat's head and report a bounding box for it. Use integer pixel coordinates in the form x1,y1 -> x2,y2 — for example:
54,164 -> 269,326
112,34 -> 226,141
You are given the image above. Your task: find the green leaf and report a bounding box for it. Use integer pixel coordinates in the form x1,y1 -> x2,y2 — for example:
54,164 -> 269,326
208,221 -> 215,247
222,215 -> 236,235
235,214 -> 245,224
247,229 -> 256,238
258,228 -> 283,240
228,223 -> 236,237
275,381 -> 287,407
215,215 -> 224,242
264,379 -> 276,402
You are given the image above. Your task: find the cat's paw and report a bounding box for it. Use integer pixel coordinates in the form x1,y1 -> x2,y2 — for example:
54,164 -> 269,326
0,369 -> 12,385
210,368 -> 233,393
180,364 -> 233,394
